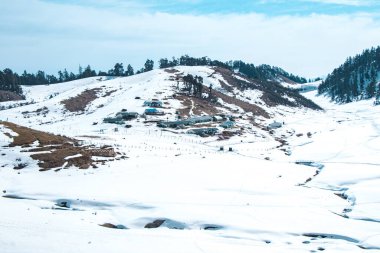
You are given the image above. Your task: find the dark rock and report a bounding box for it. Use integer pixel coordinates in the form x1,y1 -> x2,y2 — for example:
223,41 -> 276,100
145,219 -> 165,228
100,223 -> 127,229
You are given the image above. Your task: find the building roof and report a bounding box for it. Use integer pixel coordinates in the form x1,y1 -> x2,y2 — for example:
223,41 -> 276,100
220,121 -> 235,128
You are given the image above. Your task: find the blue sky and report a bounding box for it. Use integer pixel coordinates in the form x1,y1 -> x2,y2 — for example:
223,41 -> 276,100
43,0 -> 380,15
1,0 -> 380,78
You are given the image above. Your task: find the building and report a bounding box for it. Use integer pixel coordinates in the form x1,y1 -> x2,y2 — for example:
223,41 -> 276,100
143,100 -> 163,107
187,128 -> 219,136
157,115 -> 212,128
116,111 -> 139,120
267,121 -> 283,130
144,108 -> 165,115
220,121 -> 235,129
157,120 -> 191,128
103,117 -> 124,124
212,116 -> 224,122
187,116 -> 213,124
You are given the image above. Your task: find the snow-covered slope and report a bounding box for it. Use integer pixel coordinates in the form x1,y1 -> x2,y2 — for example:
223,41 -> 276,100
280,80 -> 322,93
0,66 -> 320,135
0,67 -> 379,252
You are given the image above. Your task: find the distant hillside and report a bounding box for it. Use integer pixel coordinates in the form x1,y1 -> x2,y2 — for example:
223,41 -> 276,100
212,67 -> 320,110
158,55 -> 307,85
318,46 -> 380,103
0,66 -> 321,136
238,63 -> 307,84
1,55 -> 308,103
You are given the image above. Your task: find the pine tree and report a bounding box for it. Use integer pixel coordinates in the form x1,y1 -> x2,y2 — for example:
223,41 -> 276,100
375,83 -> 380,105
319,45 -> 380,103
126,64 -> 134,76
113,63 -> 124,76
144,59 -> 154,72
159,58 -> 169,69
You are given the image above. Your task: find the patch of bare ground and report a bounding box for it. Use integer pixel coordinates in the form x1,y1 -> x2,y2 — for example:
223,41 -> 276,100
31,144 -> 115,171
176,94 -> 221,117
164,68 -> 180,74
218,80 -> 234,93
0,121 -> 74,147
3,132 -> 12,139
22,106 -> 49,117
102,89 -> 117,97
0,121 -> 116,171
61,88 -> 101,112
208,86 -> 270,118
217,130 -> 241,141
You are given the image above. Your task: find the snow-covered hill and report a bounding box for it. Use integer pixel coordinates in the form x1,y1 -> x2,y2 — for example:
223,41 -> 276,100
0,66 -> 321,138
0,67 -> 379,252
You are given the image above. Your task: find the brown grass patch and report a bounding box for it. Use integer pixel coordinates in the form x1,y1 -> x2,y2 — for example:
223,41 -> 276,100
61,88 -> 101,112
219,80 -> 234,93
0,121 -> 74,147
0,121 -> 116,171
164,68 -> 180,74
208,86 -> 270,118
176,94 -> 221,117
102,89 -> 117,97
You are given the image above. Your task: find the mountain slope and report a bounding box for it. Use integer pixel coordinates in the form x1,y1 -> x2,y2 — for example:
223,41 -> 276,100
159,56 -> 308,85
1,75 -> 380,252
318,46 -> 380,103
0,66 -> 321,136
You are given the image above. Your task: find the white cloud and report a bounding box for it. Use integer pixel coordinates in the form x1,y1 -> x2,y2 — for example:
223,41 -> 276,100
1,0 -> 380,78
306,0 -> 372,6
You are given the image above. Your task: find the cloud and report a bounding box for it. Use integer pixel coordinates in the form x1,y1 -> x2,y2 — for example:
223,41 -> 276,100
1,0 -> 380,78
306,0 -> 373,6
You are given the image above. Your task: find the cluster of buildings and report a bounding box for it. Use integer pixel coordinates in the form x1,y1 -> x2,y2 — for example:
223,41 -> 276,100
102,99 -> 238,136
102,98 -> 283,136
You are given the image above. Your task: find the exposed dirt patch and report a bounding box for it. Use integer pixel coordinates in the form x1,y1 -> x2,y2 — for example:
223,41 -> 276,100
164,68 -> 180,74
61,88 -> 101,112
3,132 -> 12,139
219,80 -> 234,93
22,106 -> 49,117
30,144 -> 115,170
0,121 -> 116,171
0,121 -> 74,147
209,86 -> 270,118
217,130 -> 240,140
176,94 -> 221,117
102,89 -> 117,97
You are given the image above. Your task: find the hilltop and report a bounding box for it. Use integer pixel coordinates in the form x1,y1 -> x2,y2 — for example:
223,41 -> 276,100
0,66 -> 320,138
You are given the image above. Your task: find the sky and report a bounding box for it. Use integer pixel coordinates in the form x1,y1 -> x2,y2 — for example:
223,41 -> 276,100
1,0 -> 380,78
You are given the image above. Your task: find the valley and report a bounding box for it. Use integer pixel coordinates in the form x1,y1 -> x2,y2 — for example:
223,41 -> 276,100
0,66 -> 379,252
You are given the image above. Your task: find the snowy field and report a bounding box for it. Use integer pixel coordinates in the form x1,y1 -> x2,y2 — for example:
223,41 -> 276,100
0,68 -> 379,252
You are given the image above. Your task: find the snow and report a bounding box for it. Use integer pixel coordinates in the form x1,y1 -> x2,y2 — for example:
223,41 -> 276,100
280,80 -> 322,92
64,154 -> 83,160
0,67 -> 379,252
